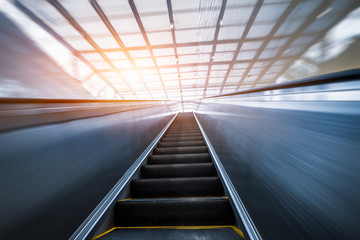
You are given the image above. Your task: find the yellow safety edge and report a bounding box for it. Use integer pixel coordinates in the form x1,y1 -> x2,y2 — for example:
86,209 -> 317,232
92,225 -> 244,240
117,196 -> 228,202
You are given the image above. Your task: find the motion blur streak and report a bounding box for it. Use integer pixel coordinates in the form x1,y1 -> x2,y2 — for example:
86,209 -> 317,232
0,105 -> 173,240
196,94 -> 360,239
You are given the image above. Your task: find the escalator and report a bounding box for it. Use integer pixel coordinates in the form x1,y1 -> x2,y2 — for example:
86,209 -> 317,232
93,113 -> 244,240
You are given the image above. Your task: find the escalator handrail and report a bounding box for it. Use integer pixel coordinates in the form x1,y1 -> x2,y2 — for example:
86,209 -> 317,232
69,113 -> 178,240
205,68 -> 360,99
194,112 -> 262,240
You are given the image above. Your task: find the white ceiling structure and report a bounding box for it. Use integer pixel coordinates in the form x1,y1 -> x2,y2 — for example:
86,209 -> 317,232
14,0 -> 360,100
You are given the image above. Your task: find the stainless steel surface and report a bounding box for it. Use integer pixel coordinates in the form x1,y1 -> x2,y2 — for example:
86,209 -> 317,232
194,112 -> 262,240
70,113 -> 178,240
0,98 -> 175,132
194,80 -> 360,239
0,105 -> 174,240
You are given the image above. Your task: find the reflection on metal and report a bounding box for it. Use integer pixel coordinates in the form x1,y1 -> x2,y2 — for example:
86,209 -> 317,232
193,74 -> 360,238
196,69 -> 360,114
208,69 -> 360,99
193,113 -> 262,240
70,112 -> 178,240
0,98 -> 176,132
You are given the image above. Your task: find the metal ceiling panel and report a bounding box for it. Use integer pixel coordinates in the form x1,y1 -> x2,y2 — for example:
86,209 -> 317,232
14,0 -> 360,100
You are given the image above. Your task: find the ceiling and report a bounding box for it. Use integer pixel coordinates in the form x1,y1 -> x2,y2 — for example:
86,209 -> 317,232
14,0 -> 359,100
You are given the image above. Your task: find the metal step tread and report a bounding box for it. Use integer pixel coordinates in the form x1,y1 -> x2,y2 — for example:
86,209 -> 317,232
153,146 -> 208,155
141,163 -> 217,178
161,136 -> 204,142
158,141 -> 205,147
94,226 -> 243,240
148,153 -> 211,164
115,197 -> 234,227
131,177 -> 224,198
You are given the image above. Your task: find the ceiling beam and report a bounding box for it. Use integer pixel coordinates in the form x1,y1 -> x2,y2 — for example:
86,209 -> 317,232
233,0 -> 300,91
264,1 -> 360,87
131,83 -> 241,91
250,0 -> 331,88
89,49 -> 243,62
166,0 -> 184,109
90,0 -> 153,99
77,34 -> 309,54
47,4 -> 273,25
61,22 -> 282,41
217,0 -> 263,95
203,0 -> 227,97
128,0 -> 169,100
14,0 -> 125,99
47,0 -> 138,98
97,56 -> 292,72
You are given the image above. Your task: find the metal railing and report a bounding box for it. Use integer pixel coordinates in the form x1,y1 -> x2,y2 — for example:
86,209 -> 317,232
194,112 -> 262,240
0,98 -> 177,132
69,112 -> 178,240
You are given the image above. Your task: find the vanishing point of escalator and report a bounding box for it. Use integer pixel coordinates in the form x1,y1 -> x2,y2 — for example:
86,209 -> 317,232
94,113 -> 244,240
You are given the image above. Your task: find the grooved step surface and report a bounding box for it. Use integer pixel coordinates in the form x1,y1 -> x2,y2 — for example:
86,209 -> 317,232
158,141 -> 205,147
166,132 -> 201,135
161,136 -> 203,142
153,146 -> 208,155
95,227 -> 243,240
148,153 -> 211,164
101,113 -> 239,240
141,163 -> 217,178
115,198 -> 234,226
131,177 -> 223,198
164,133 -> 203,138
166,129 -> 201,133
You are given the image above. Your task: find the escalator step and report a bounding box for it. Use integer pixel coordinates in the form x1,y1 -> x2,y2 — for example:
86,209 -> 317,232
165,133 -> 201,137
161,136 -> 203,142
164,133 -> 202,138
158,141 -> 205,147
131,177 -> 223,198
168,127 -> 199,131
166,130 -> 199,133
93,114 -> 244,240
95,227 -> 243,240
141,163 -> 217,178
115,197 -> 234,226
153,146 -> 208,155
148,153 -> 211,164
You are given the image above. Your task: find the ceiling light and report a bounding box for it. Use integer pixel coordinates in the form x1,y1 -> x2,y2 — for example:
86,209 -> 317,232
316,7 -> 332,19
211,55 -> 215,60
170,23 -> 174,29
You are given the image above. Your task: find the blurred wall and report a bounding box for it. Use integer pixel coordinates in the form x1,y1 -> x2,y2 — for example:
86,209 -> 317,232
0,106 -> 174,240
196,101 -> 360,240
0,12 -> 91,98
